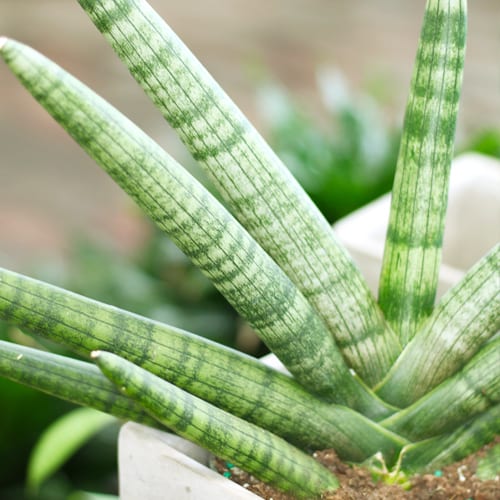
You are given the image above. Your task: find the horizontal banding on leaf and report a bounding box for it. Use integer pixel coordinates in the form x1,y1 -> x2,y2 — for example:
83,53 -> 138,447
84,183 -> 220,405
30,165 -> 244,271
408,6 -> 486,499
0,267 -> 403,457
0,38 -> 357,403
77,0 -> 401,384
94,350 -> 339,498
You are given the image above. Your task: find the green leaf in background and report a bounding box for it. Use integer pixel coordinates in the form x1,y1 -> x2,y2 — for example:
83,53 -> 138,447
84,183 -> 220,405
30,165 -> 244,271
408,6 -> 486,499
258,72 -> 399,222
27,408 -> 116,494
68,492 -> 119,500
462,128 -> 500,159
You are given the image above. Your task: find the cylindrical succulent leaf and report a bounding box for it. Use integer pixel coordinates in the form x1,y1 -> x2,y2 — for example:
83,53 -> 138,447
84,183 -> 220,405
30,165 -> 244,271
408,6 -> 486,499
0,340 -> 157,427
376,244 -> 499,406
0,267 -> 405,460
76,0 -> 401,385
378,0 -> 467,344
0,37 -> 368,404
381,338 -> 500,441
93,350 -> 339,499
401,405 -> 500,474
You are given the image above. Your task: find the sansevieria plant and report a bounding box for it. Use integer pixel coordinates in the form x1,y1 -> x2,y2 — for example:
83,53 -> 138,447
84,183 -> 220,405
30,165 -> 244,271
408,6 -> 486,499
1,0 -> 498,497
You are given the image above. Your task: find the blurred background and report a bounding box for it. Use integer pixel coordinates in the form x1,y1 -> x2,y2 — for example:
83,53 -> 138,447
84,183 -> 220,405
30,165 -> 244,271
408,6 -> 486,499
1,0 -> 499,498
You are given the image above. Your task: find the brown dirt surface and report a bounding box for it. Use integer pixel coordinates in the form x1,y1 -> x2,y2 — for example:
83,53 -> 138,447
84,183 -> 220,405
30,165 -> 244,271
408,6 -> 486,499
214,437 -> 500,499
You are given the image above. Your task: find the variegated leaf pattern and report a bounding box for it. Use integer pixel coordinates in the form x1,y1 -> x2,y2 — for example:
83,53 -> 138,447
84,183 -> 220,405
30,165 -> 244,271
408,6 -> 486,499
378,0 -> 467,344
0,267 -> 402,459
2,0 -> 498,492
381,338 -> 500,440
93,350 -> 339,499
0,38 -> 365,403
401,405 -> 500,473
0,340 -> 157,427
77,0 -> 401,384
376,244 -> 499,406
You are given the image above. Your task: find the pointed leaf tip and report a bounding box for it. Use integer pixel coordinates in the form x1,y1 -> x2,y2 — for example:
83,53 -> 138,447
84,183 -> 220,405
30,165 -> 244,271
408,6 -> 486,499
90,350 -> 102,360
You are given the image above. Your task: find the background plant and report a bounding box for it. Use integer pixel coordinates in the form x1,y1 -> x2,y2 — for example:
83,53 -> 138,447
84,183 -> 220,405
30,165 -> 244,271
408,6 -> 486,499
257,71 -> 401,222
0,0 -> 498,498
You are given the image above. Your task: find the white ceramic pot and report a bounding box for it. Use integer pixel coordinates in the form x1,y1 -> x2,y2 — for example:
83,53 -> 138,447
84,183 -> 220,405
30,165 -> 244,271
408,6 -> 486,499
119,354 -> 285,500
119,422 -> 261,499
118,153 -> 499,500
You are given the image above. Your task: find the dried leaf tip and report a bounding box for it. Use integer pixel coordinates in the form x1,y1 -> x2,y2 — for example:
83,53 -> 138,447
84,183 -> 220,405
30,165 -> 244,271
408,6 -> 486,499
0,37 -> 8,50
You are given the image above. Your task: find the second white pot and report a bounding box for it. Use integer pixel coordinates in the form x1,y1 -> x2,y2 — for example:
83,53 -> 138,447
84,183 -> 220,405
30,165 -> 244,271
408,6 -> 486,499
334,153 -> 500,299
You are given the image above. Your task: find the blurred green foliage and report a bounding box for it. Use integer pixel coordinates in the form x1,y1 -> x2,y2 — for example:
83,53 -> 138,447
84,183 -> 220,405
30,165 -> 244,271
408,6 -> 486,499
257,69 -> 401,222
27,408 -> 116,495
460,128 -> 500,159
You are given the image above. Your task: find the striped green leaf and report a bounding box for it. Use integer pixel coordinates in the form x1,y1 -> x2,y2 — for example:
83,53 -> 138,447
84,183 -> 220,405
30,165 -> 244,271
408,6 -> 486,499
401,405 -> 500,474
93,350 -> 339,499
0,37 -> 360,403
0,340 -> 157,427
378,0 -> 467,344
0,268 -> 405,460
381,338 -> 500,441
376,244 -> 499,406
77,0 -> 401,385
